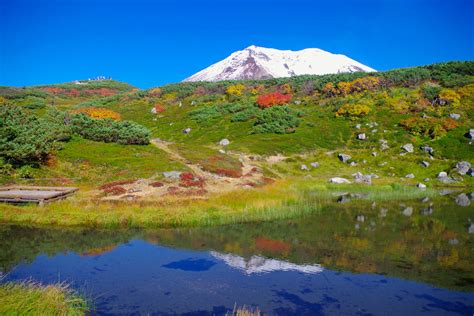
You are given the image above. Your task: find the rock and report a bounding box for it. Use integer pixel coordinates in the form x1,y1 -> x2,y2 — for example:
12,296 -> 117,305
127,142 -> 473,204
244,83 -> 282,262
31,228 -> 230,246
401,143 -> 414,153
456,161 -> 471,175
406,173 -> 415,179
464,129 -> 474,139
183,128 -> 191,134
163,171 -> 182,179
329,177 -> 351,184
310,162 -> 319,168
450,113 -> 460,120
380,139 -> 389,151
437,171 -> 448,178
352,172 -> 372,185
355,124 -> 361,129
357,133 -> 366,140
469,223 -> 474,234
338,153 -> 351,163
379,208 -> 388,217
420,145 -> 434,155
337,195 -> 351,203
356,215 -> 365,222
424,178 -> 430,182
294,100 -> 302,105
372,152 -> 377,157
150,107 -> 157,114
349,161 -> 358,166
218,149 -> 226,154
371,129 -> 377,133
468,168 -> 474,177
219,138 -> 230,146
421,161 -> 430,167
455,193 -> 471,206
300,164 -> 309,171
402,207 -> 413,217
417,183 -> 427,189
379,162 -> 387,167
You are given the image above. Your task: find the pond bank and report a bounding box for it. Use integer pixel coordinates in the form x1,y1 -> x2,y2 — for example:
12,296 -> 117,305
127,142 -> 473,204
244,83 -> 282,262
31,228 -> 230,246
0,179 -> 455,229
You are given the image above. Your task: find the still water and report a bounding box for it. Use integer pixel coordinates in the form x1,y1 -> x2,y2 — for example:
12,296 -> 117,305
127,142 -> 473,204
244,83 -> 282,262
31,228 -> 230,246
1,193 -> 473,315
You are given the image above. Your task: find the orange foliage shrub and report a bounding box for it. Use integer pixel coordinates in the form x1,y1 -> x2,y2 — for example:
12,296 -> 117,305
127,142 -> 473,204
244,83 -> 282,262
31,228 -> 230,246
149,181 -> 164,187
153,104 -> 165,113
215,168 -> 242,178
103,186 -> 127,196
400,117 -> 458,138
71,107 -> 121,120
256,92 -> 292,108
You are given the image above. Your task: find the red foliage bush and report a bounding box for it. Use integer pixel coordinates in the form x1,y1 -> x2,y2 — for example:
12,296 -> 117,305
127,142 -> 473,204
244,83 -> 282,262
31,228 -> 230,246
256,92 -> 292,108
215,168 -> 242,178
149,181 -> 164,187
100,180 -> 135,190
167,186 -> 180,194
179,172 -> 206,188
103,186 -> 127,196
153,104 -> 165,113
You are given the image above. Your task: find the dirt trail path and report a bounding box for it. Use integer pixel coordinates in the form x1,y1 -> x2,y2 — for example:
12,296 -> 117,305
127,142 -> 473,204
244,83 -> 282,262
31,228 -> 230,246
151,138 -> 211,178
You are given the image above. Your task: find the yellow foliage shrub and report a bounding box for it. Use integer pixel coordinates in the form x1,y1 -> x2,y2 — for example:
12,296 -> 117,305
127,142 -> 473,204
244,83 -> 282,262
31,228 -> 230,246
71,107 -> 121,120
438,89 -> 461,107
336,103 -> 371,119
226,84 -> 246,97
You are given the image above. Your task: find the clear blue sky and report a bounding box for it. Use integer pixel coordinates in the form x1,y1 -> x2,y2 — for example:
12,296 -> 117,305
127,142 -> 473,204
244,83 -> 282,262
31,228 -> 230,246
1,0 -> 473,88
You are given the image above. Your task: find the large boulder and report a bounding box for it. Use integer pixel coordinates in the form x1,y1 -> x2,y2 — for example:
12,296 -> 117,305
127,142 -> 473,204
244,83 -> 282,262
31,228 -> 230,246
338,153 -> 351,163
401,143 -> 414,153
163,171 -> 182,180
455,193 -> 470,207
456,161 -> 471,175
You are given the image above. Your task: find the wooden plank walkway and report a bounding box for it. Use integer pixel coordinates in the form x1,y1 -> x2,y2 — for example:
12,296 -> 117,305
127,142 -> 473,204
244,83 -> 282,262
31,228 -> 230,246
0,186 -> 78,206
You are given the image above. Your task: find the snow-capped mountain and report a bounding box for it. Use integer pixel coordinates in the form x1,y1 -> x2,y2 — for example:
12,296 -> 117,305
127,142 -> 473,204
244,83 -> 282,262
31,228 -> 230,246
184,45 -> 375,82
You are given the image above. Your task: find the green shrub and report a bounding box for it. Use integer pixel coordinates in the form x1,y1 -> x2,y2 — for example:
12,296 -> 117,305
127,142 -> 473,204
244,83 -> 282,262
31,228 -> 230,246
189,102 -> 256,123
70,114 -> 150,145
0,106 -> 62,165
252,106 -> 301,134
17,165 -> 34,178
231,107 -> 259,122
421,83 -> 442,102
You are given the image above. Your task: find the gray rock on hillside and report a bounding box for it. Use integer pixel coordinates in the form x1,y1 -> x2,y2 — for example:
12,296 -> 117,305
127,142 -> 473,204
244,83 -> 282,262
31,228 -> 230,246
329,177 -> 351,184
352,172 -> 372,185
183,128 -> 192,134
300,164 -> 309,171
357,133 -> 366,140
338,153 -> 351,163
310,162 -> 320,168
420,145 -> 434,155
401,143 -> 414,153
417,183 -> 427,189
421,161 -> 430,167
163,171 -> 182,179
456,161 -> 471,175
219,138 -> 230,146
406,173 -> 415,179
465,129 -> 474,139
380,139 -> 389,151
449,113 -> 460,120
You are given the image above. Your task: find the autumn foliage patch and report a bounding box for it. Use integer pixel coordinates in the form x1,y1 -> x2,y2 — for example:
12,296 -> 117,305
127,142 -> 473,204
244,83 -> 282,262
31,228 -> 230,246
400,117 -> 458,139
256,92 -> 292,108
255,236 -> 291,255
179,172 -> 206,188
71,107 -> 121,120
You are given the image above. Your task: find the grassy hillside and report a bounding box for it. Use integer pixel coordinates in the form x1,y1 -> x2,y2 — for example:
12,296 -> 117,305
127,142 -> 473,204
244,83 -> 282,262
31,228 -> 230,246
1,62 -> 473,190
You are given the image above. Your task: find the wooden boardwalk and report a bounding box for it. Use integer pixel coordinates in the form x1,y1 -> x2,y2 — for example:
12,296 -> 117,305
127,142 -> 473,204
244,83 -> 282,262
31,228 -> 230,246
0,186 -> 78,206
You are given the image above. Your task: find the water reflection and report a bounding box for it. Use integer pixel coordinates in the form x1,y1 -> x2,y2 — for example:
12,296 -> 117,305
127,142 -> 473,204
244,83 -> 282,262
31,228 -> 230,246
210,252 -> 323,274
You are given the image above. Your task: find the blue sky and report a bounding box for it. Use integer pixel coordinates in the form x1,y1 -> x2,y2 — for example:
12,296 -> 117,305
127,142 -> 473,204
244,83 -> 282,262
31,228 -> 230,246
1,0 -> 473,88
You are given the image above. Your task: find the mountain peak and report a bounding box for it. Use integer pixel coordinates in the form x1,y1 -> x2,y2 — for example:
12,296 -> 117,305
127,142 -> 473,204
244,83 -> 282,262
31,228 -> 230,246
183,46 -> 375,82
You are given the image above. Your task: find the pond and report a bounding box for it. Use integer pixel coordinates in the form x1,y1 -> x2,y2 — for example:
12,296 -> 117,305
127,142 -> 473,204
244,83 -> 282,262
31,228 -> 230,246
1,192 -> 473,315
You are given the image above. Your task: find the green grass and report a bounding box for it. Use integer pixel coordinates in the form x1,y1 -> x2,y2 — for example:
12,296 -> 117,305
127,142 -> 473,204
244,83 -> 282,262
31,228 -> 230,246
0,281 -> 90,315
13,136 -> 187,187
0,179 -> 439,229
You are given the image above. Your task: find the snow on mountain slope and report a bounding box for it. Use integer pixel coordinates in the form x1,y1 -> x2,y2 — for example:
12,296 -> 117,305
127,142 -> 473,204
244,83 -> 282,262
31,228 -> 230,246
183,45 -> 375,82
